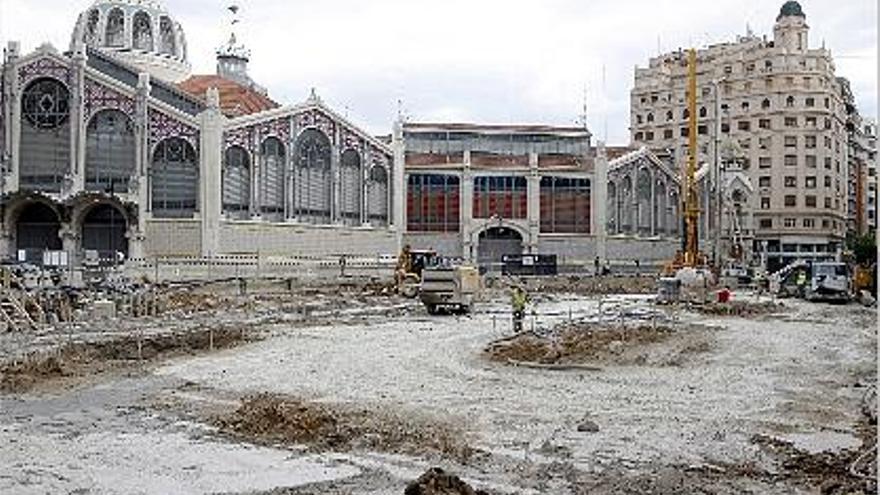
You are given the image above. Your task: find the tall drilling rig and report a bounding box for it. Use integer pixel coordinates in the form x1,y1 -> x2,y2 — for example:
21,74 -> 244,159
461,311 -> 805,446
683,48 -> 702,267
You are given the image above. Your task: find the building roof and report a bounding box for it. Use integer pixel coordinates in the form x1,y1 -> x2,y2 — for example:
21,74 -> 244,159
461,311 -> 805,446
403,122 -> 590,137
177,75 -> 278,118
605,146 -> 637,160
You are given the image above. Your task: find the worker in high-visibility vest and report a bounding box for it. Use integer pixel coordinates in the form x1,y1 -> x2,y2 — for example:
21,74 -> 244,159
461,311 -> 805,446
511,285 -> 530,332
796,269 -> 808,298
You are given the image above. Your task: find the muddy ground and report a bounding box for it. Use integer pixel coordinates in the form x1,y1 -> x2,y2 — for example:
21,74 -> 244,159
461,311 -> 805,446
0,278 -> 876,494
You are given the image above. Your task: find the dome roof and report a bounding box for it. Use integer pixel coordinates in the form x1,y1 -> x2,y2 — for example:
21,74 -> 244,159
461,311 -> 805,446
777,1 -> 806,21
71,0 -> 191,82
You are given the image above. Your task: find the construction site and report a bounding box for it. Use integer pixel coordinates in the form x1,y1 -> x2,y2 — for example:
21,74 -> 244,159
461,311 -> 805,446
1,44 -> 878,494
0,0 -> 878,491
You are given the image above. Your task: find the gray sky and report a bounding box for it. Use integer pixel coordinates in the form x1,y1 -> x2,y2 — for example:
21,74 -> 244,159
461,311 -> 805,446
1,0 -> 876,144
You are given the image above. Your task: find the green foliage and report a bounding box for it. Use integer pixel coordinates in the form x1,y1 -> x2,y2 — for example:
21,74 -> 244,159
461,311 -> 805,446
847,232 -> 877,265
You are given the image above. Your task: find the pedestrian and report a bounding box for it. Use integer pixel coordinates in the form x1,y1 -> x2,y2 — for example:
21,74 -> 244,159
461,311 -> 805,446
511,285 -> 529,333
594,256 -> 601,276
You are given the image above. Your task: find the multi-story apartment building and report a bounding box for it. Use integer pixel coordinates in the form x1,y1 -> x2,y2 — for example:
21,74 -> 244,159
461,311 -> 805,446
865,120 -> 878,234
840,78 -> 877,236
630,1 -> 849,271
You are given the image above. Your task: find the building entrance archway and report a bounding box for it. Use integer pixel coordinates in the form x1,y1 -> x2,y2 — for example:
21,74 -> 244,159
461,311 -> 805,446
15,202 -> 62,260
477,226 -> 524,267
81,203 -> 128,259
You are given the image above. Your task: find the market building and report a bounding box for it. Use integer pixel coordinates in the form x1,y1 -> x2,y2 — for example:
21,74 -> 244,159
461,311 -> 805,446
0,0 -> 399,264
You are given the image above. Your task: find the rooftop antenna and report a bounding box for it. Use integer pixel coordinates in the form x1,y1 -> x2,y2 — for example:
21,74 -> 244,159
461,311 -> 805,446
577,83 -> 588,128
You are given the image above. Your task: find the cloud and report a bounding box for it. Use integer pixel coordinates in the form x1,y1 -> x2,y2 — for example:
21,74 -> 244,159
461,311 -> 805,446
1,0 -> 876,142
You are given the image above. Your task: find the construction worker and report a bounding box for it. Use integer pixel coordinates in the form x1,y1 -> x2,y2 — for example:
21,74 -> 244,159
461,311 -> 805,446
796,269 -> 808,298
511,284 -> 530,332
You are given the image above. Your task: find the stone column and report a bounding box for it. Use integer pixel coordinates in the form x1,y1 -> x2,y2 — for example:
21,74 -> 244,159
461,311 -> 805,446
391,120 -> 406,244
70,42 -> 87,194
594,142 -> 608,263
331,127 -> 342,224
199,88 -> 224,257
526,152 -> 540,254
650,169 -> 656,236
361,146 -> 370,226
461,150 -> 474,262
2,42 -> 20,194
134,73 -> 150,257
250,131 -> 260,219
286,118 -> 298,221
59,226 -> 78,261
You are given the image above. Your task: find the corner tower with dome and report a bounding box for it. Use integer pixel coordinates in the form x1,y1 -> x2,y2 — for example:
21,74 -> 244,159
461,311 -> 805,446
629,1 -> 854,272
0,0 -> 400,264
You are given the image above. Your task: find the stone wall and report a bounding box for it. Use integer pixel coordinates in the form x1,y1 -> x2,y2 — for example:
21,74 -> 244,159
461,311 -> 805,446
403,233 -> 462,258
606,236 -> 678,262
144,219 -> 202,257
217,221 -> 397,257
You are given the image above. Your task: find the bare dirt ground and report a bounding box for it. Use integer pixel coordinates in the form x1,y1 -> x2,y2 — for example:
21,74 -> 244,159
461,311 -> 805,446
0,279 -> 876,494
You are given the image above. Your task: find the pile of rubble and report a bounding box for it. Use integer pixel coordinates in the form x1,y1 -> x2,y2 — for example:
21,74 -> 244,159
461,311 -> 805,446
404,468 -> 490,495
216,393 -> 473,461
484,322 -> 677,367
0,324 -> 251,393
689,300 -> 785,317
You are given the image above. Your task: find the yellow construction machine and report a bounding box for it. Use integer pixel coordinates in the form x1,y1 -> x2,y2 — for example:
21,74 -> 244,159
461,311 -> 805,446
658,49 -> 715,304
394,245 -> 437,298
662,48 -> 710,277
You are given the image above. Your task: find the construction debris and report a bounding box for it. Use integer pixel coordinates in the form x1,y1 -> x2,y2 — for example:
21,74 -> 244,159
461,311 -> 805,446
404,468 -> 489,495
216,394 -> 473,461
485,322 -> 678,366
689,299 -> 785,317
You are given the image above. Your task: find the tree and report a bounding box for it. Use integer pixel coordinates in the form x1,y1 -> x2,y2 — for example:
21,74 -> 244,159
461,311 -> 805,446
847,232 -> 877,265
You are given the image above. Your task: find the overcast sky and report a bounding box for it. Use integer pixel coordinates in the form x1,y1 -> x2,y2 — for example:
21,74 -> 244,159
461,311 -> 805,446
1,0 -> 876,144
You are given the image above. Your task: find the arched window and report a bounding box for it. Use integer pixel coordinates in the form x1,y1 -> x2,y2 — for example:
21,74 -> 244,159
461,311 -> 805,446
340,149 -> 362,225
151,138 -> 198,218
83,9 -> 99,43
367,165 -> 388,226
682,108 -> 690,120
647,112 -> 654,123
698,107 -> 707,118
666,110 -> 673,122
293,129 -> 332,224
20,78 -> 70,193
85,110 -> 136,193
159,17 -> 176,56
260,137 -> 286,220
132,11 -> 153,51
223,146 -> 251,219
636,114 -> 643,125
762,98 -> 771,109
105,8 -> 125,47
786,95 -> 795,108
